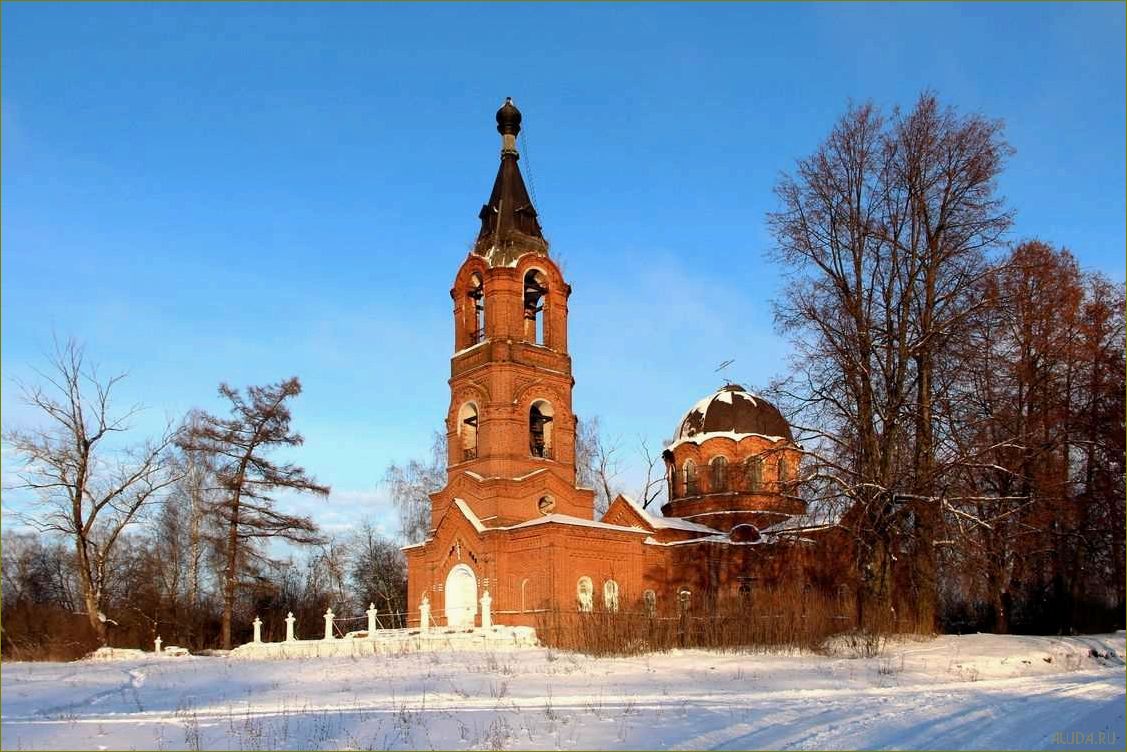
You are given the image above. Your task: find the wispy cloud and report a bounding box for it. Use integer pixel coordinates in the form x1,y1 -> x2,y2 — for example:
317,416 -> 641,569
272,485 -> 401,540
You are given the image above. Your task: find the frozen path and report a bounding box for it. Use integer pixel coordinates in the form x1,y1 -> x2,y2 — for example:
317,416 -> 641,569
1,632 -> 1123,750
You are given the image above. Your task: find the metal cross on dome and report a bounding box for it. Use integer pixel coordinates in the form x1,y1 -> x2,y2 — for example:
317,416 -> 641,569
715,359 -> 736,386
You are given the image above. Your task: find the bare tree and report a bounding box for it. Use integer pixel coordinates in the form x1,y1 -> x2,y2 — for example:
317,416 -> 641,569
890,94 -> 1014,624
768,93 -> 1013,629
309,536 -> 351,609
634,437 -> 668,510
3,339 -> 179,643
576,417 -> 667,514
179,377 -> 328,649
1073,274 -> 1126,613
349,520 -> 408,626
382,431 -> 445,544
575,415 -> 621,516
172,413 -> 217,621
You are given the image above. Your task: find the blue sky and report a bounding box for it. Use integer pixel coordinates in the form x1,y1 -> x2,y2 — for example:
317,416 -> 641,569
3,2 -> 1124,538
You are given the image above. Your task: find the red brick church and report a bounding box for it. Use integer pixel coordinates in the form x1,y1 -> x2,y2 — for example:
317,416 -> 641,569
404,100 -> 847,628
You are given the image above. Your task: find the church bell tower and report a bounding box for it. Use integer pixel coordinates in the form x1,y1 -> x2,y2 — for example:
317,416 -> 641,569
431,99 -> 593,528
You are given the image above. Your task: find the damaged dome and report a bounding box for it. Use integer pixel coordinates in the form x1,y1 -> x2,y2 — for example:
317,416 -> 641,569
675,385 -> 793,443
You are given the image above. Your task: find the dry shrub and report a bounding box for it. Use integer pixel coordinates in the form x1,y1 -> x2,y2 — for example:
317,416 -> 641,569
536,587 -> 873,657
1,603 -> 102,661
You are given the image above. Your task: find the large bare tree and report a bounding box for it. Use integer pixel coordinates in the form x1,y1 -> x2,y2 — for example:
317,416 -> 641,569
768,93 -> 1012,629
180,377 -> 328,649
889,95 -> 1013,623
3,339 -> 179,643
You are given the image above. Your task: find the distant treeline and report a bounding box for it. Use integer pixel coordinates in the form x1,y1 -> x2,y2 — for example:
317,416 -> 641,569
1,520 -> 407,661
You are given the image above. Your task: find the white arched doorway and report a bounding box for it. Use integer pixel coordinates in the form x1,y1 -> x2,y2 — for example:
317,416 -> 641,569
444,564 -> 478,628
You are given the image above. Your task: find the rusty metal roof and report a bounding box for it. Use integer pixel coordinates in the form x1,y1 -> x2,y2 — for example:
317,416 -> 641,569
676,385 -> 795,443
472,98 -> 548,265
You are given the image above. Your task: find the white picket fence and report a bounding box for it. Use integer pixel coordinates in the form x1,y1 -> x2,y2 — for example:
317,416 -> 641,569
223,591 -> 537,659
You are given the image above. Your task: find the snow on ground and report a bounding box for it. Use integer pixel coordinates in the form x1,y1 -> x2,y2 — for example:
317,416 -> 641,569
1,632 -> 1123,750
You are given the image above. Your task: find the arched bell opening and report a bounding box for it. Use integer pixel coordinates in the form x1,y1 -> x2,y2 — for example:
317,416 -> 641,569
466,272 -> 486,346
457,402 -> 479,461
523,269 -> 548,345
529,400 -> 554,459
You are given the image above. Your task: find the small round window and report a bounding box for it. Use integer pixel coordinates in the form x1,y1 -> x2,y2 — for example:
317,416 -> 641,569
538,495 -> 556,515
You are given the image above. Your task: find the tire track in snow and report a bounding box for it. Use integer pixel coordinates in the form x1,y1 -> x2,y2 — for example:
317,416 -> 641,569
32,666 -> 150,718
668,673 -> 1124,750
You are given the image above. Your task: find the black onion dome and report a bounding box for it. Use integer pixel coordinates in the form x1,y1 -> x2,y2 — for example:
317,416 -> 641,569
474,97 -> 546,264
675,385 -> 794,443
496,97 -> 522,135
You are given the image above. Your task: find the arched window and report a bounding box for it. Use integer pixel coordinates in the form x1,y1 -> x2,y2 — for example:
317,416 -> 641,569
777,457 -> 790,488
523,269 -> 548,345
467,273 -> 485,345
683,460 -> 698,496
458,402 -> 479,461
710,456 -> 728,492
520,578 -> 530,613
529,400 -> 554,458
744,456 -> 763,492
576,576 -> 594,612
667,464 -> 679,500
603,579 -> 620,613
643,589 -> 657,617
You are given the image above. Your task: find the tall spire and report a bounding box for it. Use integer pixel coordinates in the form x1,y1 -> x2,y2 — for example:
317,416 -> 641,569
473,98 -> 547,265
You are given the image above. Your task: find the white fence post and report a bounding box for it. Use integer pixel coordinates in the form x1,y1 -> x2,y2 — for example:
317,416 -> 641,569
419,596 -> 431,633
285,611 -> 296,642
323,608 -> 335,640
366,603 -> 378,639
480,590 -> 492,630
154,635 -> 162,654
252,616 -> 262,644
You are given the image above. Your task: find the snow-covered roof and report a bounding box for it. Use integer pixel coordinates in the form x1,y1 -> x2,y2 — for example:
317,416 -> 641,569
507,514 -> 650,535
435,495 -> 832,549
452,498 -> 487,533
449,498 -> 647,536
617,494 -> 721,534
452,340 -> 489,358
757,501 -> 842,535
461,468 -> 548,483
673,385 -> 794,445
481,246 -> 534,268
677,393 -> 722,434
642,534 -> 769,547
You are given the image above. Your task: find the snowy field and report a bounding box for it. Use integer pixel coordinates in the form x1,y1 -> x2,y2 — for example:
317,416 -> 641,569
1,632 -> 1123,750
